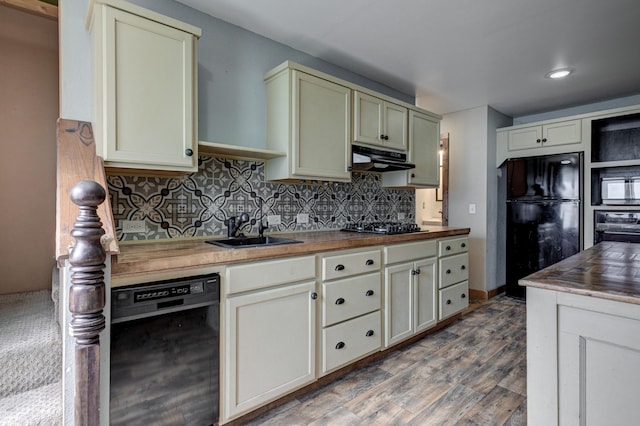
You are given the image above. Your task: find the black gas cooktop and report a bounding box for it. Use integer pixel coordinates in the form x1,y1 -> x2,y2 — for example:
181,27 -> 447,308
341,222 -> 422,235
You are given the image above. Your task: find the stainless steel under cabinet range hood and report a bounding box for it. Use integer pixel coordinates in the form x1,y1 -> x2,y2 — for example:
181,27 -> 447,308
351,144 -> 415,172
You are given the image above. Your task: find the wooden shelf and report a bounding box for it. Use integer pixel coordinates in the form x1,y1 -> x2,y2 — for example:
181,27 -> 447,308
1,0 -> 57,20
198,141 -> 286,162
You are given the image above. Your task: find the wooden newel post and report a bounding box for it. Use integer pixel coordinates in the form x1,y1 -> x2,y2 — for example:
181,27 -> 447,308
68,180 -> 107,426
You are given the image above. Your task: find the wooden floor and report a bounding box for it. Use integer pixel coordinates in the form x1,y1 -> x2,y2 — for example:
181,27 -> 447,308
245,296 -> 526,425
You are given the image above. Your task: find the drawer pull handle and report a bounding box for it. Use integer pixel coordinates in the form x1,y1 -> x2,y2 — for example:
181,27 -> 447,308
461,265 -> 466,270
446,245 -> 451,251
365,330 -> 374,337
335,341 -> 345,350
335,298 -> 345,305
365,290 -> 375,297
446,269 -> 451,274
335,264 -> 345,271
461,242 -> 466,248
461,293 -> 467,299
446,299 -> 452,305
310,292 -> 317,300
365,259 -> 374,266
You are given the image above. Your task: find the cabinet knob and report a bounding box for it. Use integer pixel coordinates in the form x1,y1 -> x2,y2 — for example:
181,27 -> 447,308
310,292 -> 318,300
384,135 -> 389,140
380,134 -> 385,140
461,265 -> 466,270
446,299 -> 452,305
335,341 -> 345,350
446,245 -> 451,251
461,242 -> 466,248
365,289 -> 375,297
411,173 -> 416,178
335,264 -> 345,271
185,148 -> 194,156
365,259 -> 374,266
335,297 -> 345,305
461,293 -> 467,299
365,330 -> 374,337
411,269 -> 417,276
542,138 -> 547,142
446,269 -> 451,274
415,268 -> 421,275
536,139 -> 541,143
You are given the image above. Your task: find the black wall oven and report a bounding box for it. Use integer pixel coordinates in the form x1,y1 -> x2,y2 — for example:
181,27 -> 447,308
110,273 -> 220,426
594,211 -> 640,244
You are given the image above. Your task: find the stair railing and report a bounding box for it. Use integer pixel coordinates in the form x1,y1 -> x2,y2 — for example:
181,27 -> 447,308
68,180 -> 107,426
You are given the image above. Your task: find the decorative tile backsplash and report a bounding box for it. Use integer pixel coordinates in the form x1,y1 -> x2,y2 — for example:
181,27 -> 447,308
108,156 -> 415,241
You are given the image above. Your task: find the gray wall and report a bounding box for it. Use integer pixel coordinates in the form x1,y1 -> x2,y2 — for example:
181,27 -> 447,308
514,93 -> 640,125
60,0 -> 414,149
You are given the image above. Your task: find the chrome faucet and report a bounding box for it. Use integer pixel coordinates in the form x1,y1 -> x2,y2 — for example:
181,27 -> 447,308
258,199 -> 268,237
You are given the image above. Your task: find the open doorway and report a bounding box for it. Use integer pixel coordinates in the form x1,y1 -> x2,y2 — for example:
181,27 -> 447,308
415,133 -> 449,226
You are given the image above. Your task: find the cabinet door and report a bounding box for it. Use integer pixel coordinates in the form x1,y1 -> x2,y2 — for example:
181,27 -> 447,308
292,71 -> 351,180
99,7 -> 196,171
558,305 -> 640,425
508,126 -> 542,151
384,263 -> 414,347
353,91 -> 383,146
223,281 -> 316,419
542,119 -> 581,147
408,110 -> 440,186
384,102 -> 408,151
414,258 -> 437,333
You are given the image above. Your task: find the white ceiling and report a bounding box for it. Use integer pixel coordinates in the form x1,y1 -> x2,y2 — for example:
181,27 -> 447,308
177,0 -> 640,117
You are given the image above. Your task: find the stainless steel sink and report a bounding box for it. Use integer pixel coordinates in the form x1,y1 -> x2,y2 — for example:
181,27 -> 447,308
206,236 -> 302,249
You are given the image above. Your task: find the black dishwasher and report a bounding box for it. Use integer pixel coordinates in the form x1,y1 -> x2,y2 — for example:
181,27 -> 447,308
110,273 -> 220,426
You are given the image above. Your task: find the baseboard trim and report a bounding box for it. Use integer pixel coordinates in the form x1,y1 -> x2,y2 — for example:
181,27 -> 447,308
469,285 -> 505,300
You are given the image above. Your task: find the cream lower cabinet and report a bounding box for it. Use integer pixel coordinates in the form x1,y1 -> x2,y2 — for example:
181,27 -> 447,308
437,236 -> 469,320
528,287 -> 640,426
383,240 -> 438,347
88,0 -> 201,172
318,248 -> 382,375
222,256 -> 316,422
264,63 -> 351,182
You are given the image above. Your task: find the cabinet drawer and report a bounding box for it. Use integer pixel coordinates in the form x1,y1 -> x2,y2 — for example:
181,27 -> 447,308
439,253 -> 469,288
322,273 -> 381,327
439,281 -> 469,320
322,250 -> 381,281
438,237 -> 468,256
226,255 -> 316,294
321,311 -> 381,375
384,240 -> 436,265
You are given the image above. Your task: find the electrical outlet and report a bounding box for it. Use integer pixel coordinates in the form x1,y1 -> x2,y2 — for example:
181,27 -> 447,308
122,220 -> 146,233
398,212 -> 406,220
296,213 -> 309,224
267,215 -> 281,225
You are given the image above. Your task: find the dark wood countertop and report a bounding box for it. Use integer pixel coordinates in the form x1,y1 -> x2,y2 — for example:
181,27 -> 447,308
520,241 -> 640,305
111,226 -> 470,282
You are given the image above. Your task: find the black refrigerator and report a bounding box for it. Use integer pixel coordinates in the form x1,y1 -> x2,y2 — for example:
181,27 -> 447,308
506,152 -> 581,299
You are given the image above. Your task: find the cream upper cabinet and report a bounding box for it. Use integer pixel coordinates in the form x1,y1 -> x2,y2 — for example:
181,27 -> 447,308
265,64 -> 351,182
354,91 -> 407,151
497,118 -> 583,165
88,0 -> 201,172
382,109 -> 441,188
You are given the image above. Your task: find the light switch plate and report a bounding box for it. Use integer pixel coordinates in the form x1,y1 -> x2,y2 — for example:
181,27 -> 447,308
469,203 -> 476,214
296,213 -> 309,224
122,220 -> 146,233
398,212 -> 406,220
267,215 -> 281,225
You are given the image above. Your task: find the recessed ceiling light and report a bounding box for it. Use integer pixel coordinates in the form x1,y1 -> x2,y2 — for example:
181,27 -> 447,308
546,68 -> 574,79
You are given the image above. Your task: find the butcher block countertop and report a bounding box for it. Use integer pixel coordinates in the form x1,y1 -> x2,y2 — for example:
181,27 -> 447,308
520,241 -> 640,305
111,226 -> 469,285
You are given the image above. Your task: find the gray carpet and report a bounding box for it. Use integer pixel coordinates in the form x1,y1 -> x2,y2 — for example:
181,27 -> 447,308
0,290 -> 62,425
